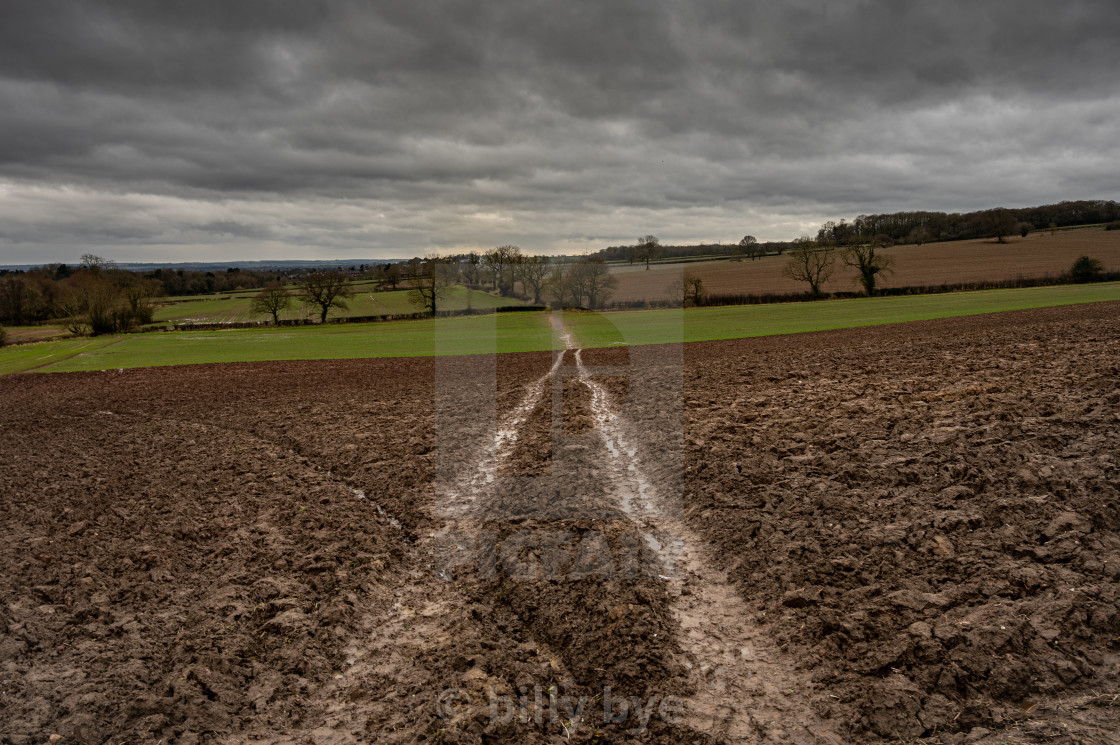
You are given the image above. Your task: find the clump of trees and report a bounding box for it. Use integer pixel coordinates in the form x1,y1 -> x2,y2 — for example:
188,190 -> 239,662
541,257 -> 617,308
146,266 -> 287,295
483,245 -> 522,296
599,237 -> 787,263
394,249 -> 617,310
0,255 -> 285,331
47,255 -> 163,335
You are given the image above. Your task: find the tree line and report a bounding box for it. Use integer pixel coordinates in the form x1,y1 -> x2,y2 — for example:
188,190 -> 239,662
594,200 -> 1120,265
241,250 -> 620,325
814,199 -> 1120,247
595,235 -> 789,264
0,258 -> 289,328
394,250 -> 618,317
0,255 -> 166,334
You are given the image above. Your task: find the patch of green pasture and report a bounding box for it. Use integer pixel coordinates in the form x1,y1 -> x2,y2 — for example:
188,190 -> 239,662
22,312 -> 554,373
0,338 -> 121,375
558,311 -> 630,347
566,282 -> 1120,347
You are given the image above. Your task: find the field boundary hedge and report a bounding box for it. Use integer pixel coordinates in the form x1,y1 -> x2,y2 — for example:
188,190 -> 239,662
616,271 -> 1120,309
168,305 -> 549,331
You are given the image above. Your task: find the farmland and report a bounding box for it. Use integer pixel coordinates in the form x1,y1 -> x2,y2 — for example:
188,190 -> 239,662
0,313 -> 556,375
2,282 -> 1117,375
155,284 -> 529,324
610,228 -> 1120,303
1,301 -> 1116,743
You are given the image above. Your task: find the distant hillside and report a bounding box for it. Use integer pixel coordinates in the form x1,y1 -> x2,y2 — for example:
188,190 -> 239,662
597,199 -> 1120,263
814,199 -> 1120,246
0,258 -> 397,272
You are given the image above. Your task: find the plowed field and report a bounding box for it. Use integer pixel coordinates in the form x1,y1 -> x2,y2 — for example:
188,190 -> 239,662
610,229 -> 1120,303
2,302 -> 1118,744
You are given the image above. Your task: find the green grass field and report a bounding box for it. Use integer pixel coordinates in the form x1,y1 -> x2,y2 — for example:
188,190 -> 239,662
154,285 -> 527,324
7,313 -> 554,375
566,282 -> 1120,347
2,282 -> 1116,375
0,337 -> 122,376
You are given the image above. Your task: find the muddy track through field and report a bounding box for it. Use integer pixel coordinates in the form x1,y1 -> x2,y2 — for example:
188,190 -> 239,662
556,318 -> 843,744
355,309 -> 843,741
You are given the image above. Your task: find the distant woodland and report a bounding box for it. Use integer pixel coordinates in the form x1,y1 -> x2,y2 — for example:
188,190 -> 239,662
600,199 -> 1120,262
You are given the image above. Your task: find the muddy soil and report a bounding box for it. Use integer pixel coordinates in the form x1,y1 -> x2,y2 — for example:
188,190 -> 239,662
670,303 -> 1120,742
1,302 -> 1118,744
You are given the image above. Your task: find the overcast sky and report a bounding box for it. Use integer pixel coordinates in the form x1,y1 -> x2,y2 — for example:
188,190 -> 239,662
1,0 -> 1118,263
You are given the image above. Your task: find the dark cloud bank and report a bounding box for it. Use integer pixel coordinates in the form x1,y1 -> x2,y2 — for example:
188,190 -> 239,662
1,0 -> 1118,262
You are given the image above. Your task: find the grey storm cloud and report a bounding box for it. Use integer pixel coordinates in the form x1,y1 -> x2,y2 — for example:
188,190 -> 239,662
0,0 -> 1118,262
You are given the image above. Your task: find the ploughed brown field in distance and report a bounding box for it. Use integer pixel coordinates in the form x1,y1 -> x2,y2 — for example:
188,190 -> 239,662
610,229 -> 1120,303
1,302 -> 1118,744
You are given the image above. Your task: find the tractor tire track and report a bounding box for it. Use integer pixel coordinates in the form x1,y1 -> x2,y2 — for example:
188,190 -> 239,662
568,331 -> 844,743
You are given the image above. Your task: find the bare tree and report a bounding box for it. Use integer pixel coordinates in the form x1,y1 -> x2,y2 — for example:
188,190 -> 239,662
841,238 -> 894,296
570,257 -> 617,309
0,276 -> 30,325
636,235 -> 660,270
298,271 -> 354,323
983,209 -> 1017,244
55,284 -> 90,335
545,261 -> 577,307
734,235 -> 758,262
379,263 -> 401,290
119,277 -> 163,325
783,238 -> 836,299
484,245 -> 522,295
407,255 -> 455,316
251,282 -> 292,323
683,272 -> 705,306
503,246 -> 523,295
515,255 -> 550,304
406,257 -> 422,282
481,251 -> 500,291
463,252 -> 482,284
79,254 -> 117,274
56,272 -> 130,335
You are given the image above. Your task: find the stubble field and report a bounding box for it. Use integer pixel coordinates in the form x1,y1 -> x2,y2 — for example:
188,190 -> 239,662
1,301 -> 1118,744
